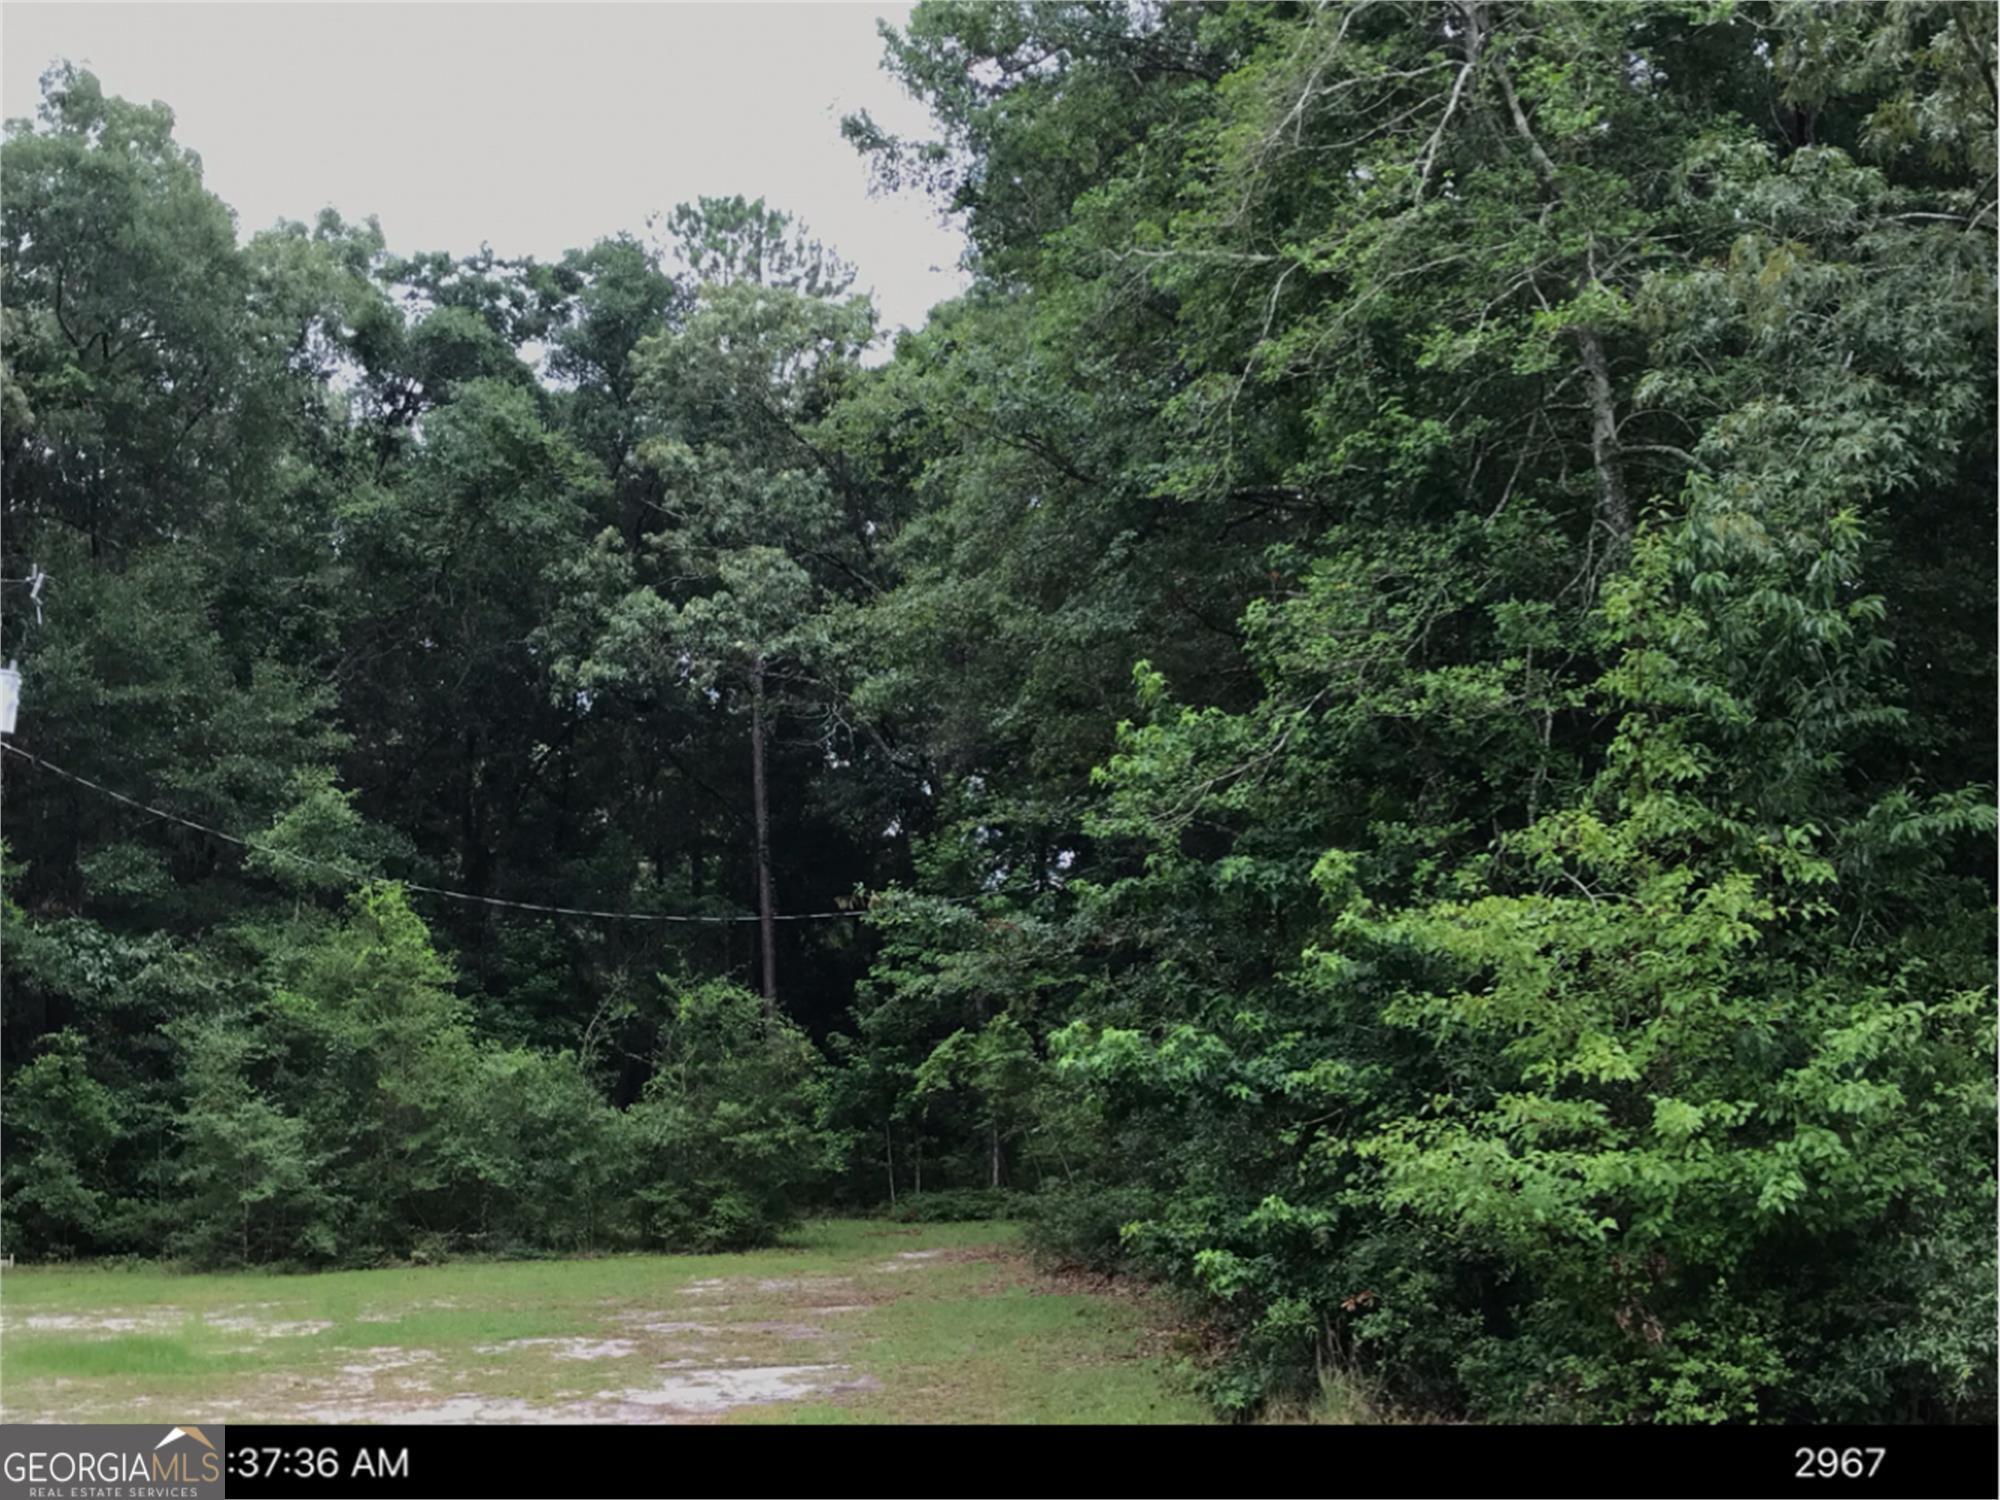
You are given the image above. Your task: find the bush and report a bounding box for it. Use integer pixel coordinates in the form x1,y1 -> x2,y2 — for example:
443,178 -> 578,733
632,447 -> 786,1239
883,1187 -> 1017,1223
1023,1182 -> 1162,1274
0,1030 -> 128,1259
475,1047 -> 630,1254
627,980 -> 838,1251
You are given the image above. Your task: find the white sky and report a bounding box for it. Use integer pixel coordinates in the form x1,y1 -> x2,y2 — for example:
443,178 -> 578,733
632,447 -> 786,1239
1,2 -> 969,334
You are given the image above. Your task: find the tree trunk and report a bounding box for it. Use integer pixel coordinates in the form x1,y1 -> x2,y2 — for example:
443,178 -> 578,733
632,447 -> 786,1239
884,1121 -> 897,1206
1574,323 -> 1632,549
749,658 -> 778,1008
1490,51 -> 1631,558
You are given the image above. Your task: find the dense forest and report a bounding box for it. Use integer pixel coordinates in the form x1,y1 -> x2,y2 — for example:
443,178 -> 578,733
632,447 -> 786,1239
1,1 -> 1994,1425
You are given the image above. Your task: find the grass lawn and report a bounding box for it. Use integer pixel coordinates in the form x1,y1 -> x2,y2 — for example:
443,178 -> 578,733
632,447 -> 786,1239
0,1220 -> 1212,1425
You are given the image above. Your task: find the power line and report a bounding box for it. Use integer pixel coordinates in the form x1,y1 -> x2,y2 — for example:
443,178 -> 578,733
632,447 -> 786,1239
0,741 -> 868,925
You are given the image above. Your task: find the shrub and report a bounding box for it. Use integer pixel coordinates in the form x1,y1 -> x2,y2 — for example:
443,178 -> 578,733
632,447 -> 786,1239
883,1187 -> 1017,1223
627,980 -> 838,1251
1024,1182 -> 1163,1274
475,1047 -> 631,1254
0,1030 -> 127,1258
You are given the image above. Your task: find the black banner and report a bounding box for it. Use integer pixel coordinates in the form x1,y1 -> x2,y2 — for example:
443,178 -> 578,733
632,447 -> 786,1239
218,1423 -> 1997,1500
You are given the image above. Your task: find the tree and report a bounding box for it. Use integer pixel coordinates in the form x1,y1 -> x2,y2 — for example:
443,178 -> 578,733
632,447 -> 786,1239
661,194 -> 856,298
0,1028 -> 124,1256
564,201 -> 878,1008
168,1014 -> 333,1264
627,979 -> 837,1249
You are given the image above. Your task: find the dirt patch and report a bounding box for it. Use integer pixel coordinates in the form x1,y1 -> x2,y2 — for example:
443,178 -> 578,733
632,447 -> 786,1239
337,1348 -> 439,1377
8,1311 -> 185,1336
356,1297 -> 460,1324
737,1321 -> 827,1340
875,1251 -> 948,1272
292,1364 -> 870,1424
295,1394 -> 561,1424
874,1245 -> 1008,1273
471,1337 -> 637,1361
203,1316 -> 332,1339
270,1283 -> 880,1422
602,1364 -> 864,1414
750,1276 -> 854,1294
6,1308 -> 335,1340
671,1275 -> 845,1298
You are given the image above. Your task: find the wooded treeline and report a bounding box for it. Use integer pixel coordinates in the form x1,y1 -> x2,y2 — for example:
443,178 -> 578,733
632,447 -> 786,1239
2,1 -> 1993,1424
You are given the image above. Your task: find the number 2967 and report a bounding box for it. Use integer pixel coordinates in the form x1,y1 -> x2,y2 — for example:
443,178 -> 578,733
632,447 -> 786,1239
1796,1447 -> 1886,1480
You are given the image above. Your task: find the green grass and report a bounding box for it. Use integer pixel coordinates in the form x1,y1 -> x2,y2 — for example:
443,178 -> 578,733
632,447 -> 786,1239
0,1220 -> 1211,1424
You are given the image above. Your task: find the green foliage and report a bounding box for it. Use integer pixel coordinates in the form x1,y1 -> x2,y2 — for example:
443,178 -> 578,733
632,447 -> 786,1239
662,194 -> 856,296
1023,1183 -> 1163,1277
167,1013 -> 336,1265
472,1047 -> 629,1254
836,0 -> 1995,1424
627,980 -> 838,1250
1,1030 -> 125,1256
882,1188 -> 1018,1224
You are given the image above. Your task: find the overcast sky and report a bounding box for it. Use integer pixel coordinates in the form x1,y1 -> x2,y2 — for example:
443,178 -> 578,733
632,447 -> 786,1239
1,2 -> 969,334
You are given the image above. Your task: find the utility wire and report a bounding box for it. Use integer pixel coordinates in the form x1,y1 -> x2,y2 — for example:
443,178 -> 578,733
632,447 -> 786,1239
0,741 -> 869,924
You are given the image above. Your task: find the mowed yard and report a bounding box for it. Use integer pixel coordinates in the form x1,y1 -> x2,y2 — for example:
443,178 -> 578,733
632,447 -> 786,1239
0,1220 -> 1210,1424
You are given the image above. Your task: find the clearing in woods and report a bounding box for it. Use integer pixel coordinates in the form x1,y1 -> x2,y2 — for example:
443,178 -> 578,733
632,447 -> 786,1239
0,1220 -> 1210,1424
